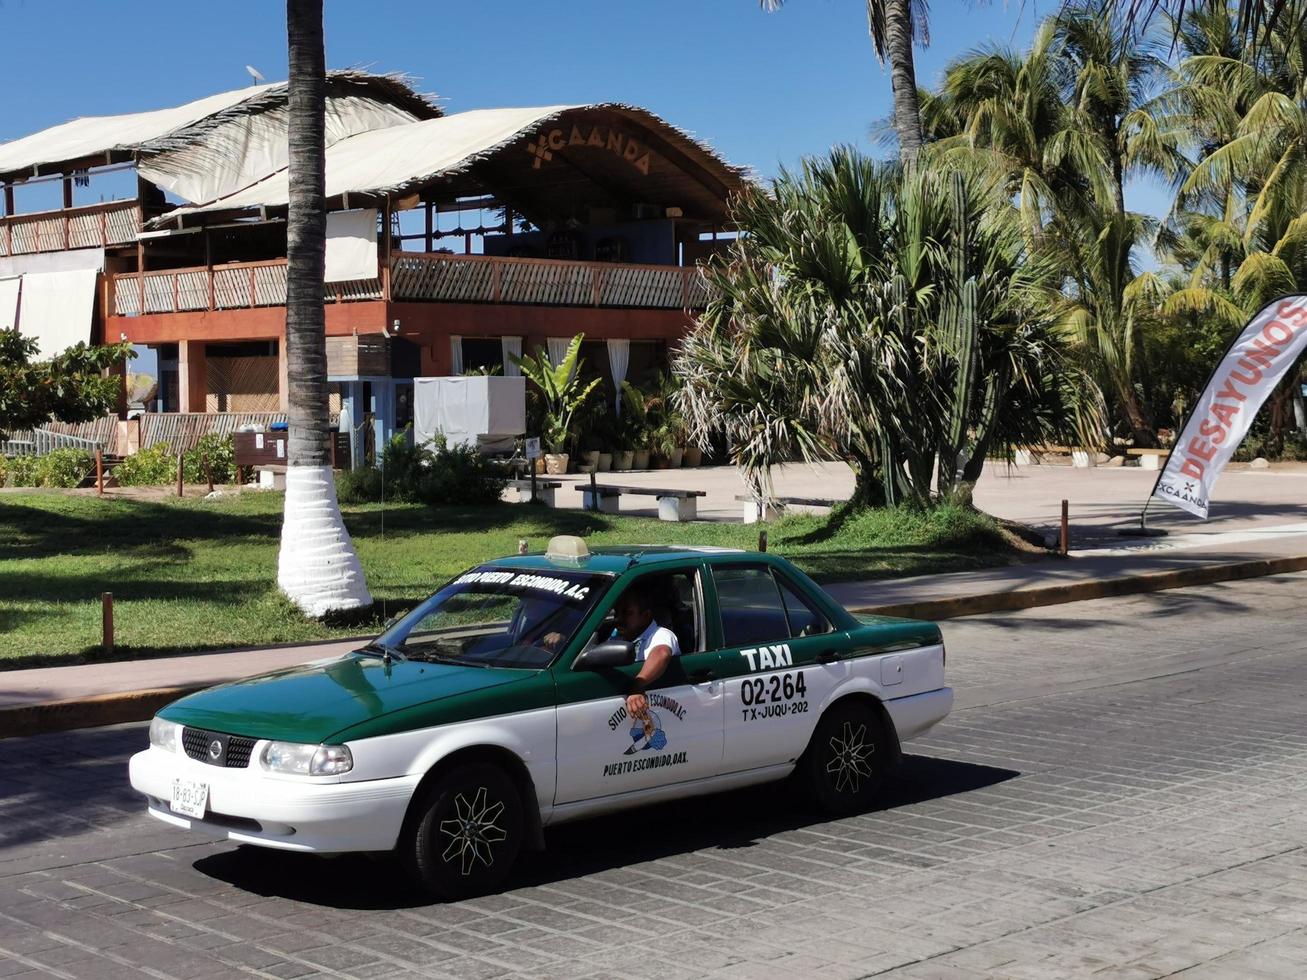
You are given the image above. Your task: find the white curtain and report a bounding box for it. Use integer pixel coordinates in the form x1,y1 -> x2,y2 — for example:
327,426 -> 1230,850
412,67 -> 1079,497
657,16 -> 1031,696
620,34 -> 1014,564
607,338 -> 630,414
546,337 -> 570,367
501,336 -> 522,377
0,277 -> 19,332
324,208 -> 378,282
450,335 -> 464,375
16,269 -> 99,359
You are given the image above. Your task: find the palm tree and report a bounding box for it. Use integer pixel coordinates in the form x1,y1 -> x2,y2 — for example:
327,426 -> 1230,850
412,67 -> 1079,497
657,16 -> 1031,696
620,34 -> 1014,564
677,149 -> 1096,508
761,0 -> 929,163
276,0 -> 372,618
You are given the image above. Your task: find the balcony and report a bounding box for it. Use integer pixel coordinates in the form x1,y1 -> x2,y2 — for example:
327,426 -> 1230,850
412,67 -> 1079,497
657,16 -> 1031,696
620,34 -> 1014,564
110,251 -> 709,317
1,200 -> 140,256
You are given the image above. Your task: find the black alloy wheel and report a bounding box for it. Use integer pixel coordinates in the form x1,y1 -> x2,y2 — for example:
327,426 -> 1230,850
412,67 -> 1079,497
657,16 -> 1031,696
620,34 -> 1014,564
799,700 -> 888,815
402,762 -> 524,900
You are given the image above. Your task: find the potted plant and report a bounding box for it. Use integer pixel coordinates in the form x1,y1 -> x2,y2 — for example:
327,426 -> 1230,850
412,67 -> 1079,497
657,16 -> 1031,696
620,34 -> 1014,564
618,380 -> 648,470
646,371 -> 686,467
511,335 -> 600,477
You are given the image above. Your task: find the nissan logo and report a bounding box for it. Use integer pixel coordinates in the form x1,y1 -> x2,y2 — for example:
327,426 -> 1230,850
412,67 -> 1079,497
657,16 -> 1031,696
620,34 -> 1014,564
208,739 -> 222,760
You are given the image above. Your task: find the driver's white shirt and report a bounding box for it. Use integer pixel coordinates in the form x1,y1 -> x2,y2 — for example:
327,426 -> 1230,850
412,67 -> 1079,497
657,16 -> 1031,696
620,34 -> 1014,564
631,619 -> 680,662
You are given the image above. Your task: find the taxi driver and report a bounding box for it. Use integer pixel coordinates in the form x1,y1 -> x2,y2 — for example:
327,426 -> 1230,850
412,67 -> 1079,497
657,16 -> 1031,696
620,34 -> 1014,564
613,583 -> 681,720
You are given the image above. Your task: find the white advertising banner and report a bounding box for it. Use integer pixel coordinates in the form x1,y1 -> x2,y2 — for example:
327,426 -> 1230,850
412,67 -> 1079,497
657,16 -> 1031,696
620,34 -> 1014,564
1154,295 -> 1307,519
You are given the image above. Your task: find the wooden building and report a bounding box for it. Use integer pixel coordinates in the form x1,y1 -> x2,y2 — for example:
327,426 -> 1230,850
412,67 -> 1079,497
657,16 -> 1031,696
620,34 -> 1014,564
0,73 -> 747,452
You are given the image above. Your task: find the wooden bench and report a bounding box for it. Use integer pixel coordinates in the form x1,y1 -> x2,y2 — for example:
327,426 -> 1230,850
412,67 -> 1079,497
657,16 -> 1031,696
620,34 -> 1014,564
506,477 -> 563,506
582,483 -> 707,521
1126,448 -> 1170,471
733,494 -> 841,523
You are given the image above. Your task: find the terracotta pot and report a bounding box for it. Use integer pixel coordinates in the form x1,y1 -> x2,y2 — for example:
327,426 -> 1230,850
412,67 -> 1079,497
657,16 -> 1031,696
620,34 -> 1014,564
652,453 -> 673,469
632,449 -> 651,470
581,450 -> 601,469
613,450 -> 634,471
544,453 -> 569,475
597,452 -> 613,472
669,448 -> 684,468
682,447 -> 703,467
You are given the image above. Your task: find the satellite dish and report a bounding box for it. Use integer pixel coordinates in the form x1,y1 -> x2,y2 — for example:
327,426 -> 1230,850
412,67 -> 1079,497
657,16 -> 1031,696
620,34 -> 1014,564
245,65 -> 266,84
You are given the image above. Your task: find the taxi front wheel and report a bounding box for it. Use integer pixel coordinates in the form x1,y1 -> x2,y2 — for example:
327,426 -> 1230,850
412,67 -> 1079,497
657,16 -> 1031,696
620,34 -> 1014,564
799,700 -> 888,815
401,762 -> 524,900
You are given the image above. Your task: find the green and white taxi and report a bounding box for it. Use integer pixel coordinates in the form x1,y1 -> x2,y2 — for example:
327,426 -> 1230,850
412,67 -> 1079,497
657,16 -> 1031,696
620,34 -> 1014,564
129,536 -> 952,898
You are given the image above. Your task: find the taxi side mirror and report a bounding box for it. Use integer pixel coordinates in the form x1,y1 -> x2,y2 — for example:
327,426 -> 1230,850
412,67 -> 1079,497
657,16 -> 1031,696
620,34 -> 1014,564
573,639 -> 636,670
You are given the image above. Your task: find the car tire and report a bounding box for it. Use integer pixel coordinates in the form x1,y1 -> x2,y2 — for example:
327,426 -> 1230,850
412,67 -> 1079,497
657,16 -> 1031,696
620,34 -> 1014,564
799,699 -> 888,815
401,762 -> 524,900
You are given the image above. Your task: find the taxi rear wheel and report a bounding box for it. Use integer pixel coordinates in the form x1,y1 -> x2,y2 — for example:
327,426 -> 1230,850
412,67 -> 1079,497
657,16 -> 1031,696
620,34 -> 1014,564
402,762 -> 524,900
799,700 -> 887,815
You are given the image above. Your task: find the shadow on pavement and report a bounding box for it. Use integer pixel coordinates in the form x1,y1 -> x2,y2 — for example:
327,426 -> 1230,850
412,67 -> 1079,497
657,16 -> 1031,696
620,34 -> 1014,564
191,754 -> 1018,910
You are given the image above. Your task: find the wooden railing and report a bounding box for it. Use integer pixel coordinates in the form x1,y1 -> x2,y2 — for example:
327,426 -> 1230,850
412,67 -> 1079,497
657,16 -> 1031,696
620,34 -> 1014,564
391,251 -> 709,309
0,200 -> 140,256
111,252 -> 709,317
113,260 -> 382,316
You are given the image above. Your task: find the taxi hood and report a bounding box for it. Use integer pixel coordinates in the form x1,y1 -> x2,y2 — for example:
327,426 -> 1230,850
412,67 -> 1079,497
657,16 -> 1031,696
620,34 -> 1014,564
157,654 -> 537,743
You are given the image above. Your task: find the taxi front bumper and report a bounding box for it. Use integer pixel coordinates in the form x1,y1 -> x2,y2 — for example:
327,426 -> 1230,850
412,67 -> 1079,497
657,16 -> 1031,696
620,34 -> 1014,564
128,745 -> 421,853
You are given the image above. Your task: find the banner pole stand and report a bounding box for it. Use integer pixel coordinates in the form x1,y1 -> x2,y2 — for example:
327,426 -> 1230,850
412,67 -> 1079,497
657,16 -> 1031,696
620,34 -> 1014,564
1118,496 -> 1169,537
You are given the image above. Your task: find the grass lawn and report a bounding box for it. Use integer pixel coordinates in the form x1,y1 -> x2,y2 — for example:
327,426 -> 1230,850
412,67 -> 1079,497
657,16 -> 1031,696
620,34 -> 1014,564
0,488 -> 1037,666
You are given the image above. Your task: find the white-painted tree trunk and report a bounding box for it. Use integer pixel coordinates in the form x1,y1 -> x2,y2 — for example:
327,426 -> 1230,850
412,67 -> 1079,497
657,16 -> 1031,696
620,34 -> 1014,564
278,465 -> 372,617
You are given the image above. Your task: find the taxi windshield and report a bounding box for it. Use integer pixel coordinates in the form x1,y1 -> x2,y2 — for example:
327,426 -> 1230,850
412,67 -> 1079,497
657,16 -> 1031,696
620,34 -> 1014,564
375,566 -> 610,669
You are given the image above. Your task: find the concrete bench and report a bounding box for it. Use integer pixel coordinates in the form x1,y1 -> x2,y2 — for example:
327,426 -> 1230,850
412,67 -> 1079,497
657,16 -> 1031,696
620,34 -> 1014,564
507,478 -> 563,506
582,483 -> 707,521
1126,448 -> 1170,471
1013,446 -> 1108,468
733,494 -> 841,523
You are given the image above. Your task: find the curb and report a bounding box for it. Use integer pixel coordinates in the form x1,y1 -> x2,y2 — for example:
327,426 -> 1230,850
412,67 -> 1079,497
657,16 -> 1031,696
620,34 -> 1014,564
853,554 -> 1307,621
0,685 -> 205,740
4,554 -> 1306,739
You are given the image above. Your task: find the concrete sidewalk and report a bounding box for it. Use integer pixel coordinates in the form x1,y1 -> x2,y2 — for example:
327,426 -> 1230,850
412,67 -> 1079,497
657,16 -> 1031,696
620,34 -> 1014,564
4,535 -> 1305,737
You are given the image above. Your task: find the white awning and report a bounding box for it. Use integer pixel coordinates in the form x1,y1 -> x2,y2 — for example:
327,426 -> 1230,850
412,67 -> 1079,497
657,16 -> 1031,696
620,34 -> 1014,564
0,85 -> 265,177
0,276 -> 19,332
324,208 -> 378,283
16,269 -> 99,359
156,104 -> 749,222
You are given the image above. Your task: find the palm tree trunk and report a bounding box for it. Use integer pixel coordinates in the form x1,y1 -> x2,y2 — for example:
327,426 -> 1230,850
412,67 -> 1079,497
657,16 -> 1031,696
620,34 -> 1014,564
277,0 -> 372,617
883,0 -> 925,165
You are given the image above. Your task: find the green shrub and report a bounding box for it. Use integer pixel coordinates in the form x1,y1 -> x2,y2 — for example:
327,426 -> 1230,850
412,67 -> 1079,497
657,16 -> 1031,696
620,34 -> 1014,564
182,434 -> 236,485
336,466 -> 382,504
0,454 -> 6,486
114,442 -> 178,485
334,433 -> 508,506
38,448 -> 94,487
5,454 -> 40,487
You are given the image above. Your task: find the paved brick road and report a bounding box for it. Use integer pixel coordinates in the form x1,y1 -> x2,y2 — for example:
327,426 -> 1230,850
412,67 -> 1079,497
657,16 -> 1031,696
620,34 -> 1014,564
2,574 -> 1306,979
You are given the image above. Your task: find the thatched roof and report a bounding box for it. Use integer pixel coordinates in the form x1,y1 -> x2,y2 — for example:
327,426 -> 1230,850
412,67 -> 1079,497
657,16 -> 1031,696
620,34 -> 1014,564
0,71 -> 438,186
154,103 -> 751,227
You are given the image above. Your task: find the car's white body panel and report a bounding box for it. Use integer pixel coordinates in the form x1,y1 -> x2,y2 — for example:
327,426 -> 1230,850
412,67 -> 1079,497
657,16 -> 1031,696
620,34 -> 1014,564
127,639 -> 951,853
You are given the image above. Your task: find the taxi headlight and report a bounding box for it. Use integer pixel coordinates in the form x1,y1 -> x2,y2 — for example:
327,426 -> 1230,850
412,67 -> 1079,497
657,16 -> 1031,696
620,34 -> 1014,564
149,716 -> 181,753
261,741 -> 353,776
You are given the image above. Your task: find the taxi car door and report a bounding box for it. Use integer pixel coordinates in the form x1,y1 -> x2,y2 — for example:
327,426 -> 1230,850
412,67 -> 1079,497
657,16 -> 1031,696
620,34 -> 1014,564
552,566 -> 725,805
710,564 -> 847,774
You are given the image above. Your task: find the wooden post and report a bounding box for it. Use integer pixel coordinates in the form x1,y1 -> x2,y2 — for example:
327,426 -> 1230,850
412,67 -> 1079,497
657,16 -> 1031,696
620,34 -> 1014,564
424,202 -> 433,252
247,265 -> 256,308
136,240 -> 145,314
530,462 -> 537,504
177,452 -> 184,497
589,470 -> 597,511
95,450 -> 104,496
758,529 -> 768,553
204,229 -> 215,310
1,183 -> 12,217
101,592 -> 114,656
382,198 -> 392,301
1060,499 -> 1069,556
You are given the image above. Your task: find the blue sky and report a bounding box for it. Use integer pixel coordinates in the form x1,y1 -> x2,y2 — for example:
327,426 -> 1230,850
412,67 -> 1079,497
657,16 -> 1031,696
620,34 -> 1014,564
1,0 -> 1171,218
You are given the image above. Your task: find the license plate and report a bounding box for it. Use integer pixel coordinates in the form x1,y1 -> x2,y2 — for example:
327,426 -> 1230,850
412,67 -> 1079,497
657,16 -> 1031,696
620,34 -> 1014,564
170,777 -> 209,819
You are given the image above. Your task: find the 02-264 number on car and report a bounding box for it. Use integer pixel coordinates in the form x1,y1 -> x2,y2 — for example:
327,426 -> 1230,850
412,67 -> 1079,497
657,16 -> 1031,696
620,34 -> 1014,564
739,670 -> 808,720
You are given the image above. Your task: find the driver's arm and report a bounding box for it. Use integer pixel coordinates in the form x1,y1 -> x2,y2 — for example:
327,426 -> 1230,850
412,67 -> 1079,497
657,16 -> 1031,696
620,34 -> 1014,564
626,643 -> 672,718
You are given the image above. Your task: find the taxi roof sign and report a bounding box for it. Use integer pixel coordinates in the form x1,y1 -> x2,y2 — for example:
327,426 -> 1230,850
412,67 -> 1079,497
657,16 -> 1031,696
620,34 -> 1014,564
546,535 -> 590,561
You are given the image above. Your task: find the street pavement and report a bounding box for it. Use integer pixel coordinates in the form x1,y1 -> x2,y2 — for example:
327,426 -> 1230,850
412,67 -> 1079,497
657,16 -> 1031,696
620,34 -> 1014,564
2,573 -> 1306,978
